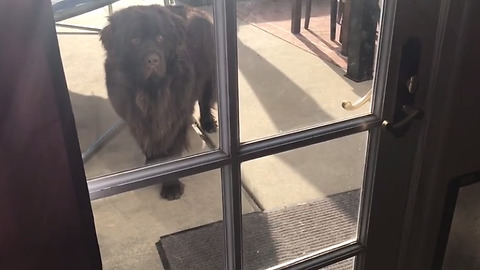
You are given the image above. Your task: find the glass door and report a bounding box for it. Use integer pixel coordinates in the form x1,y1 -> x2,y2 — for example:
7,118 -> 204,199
52,0 -> 443,268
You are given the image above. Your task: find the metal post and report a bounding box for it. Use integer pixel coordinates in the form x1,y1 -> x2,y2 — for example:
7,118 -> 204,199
345,0 -> 379,82
291,0 -> 302,34
330,0 -> 338,40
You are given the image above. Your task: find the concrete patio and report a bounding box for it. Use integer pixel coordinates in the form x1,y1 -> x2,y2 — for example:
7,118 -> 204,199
55,0 -> 372,268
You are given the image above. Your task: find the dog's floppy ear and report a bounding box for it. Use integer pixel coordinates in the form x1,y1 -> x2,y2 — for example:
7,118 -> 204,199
99,23 -> 114,51
168,13 -> 188,50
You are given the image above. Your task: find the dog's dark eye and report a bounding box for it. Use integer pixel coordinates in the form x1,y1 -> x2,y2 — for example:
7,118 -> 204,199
130,38 -> 140,45
156,36 -> 164,43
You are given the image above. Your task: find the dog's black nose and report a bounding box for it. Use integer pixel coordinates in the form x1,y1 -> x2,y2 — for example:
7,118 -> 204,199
146,53 -> 160,67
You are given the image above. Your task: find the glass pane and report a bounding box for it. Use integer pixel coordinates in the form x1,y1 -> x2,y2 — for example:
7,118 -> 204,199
442,181 -> 480,270
92,169 -> 255,269
241,132 -> 368,269
55,1 -> 219,180
237,0 -> 384,142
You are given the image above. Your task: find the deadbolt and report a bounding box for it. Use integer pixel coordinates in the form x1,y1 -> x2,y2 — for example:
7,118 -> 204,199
407,75 -> 418,94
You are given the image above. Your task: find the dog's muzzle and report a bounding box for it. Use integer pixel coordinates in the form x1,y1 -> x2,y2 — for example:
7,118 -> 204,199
144,53 -> 165,79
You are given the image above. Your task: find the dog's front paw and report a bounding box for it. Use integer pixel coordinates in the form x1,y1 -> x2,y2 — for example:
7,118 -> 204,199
160,180 -> 185,200
200,117 -> 217,133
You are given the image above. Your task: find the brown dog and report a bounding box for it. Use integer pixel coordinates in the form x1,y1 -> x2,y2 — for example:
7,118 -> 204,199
100,5 -> 217,200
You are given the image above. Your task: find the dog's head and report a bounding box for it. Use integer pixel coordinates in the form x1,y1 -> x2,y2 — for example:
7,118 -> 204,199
100,5 -> 187,81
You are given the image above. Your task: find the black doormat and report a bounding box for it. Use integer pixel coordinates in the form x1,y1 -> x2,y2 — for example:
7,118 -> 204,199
156,189 -> 360,270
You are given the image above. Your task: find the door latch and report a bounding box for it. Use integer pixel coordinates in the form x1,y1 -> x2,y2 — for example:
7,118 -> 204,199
382,38 -> 424,137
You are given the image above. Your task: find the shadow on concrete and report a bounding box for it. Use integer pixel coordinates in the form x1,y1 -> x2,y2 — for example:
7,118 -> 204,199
295,33 -> 373,97
237,38 -> 366,220
67,91 -> 213,179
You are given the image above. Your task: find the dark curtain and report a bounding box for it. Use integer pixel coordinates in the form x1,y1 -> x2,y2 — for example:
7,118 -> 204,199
0,1 -> 101,269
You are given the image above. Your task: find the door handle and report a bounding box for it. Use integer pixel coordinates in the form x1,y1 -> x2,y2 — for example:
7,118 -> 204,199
382,105 -> 423,132
382,38 -> 423,137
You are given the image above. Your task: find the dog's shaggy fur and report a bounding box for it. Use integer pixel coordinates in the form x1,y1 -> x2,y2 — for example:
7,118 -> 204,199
100,5 -> 217,200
